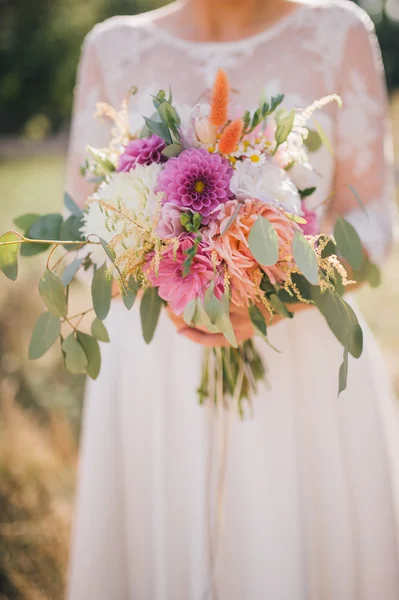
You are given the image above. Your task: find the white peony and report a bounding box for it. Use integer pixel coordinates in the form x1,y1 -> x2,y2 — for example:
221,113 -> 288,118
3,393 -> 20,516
288,161 -> 320,192
81,163 -> 162,267
229,160 -> 302,215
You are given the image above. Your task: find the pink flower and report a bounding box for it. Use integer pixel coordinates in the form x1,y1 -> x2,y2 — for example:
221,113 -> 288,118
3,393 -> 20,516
146,235 -> 223,314
156,203 -> 184,239
156,148 -> 233,225
300,203 -> 319,236
118,135 -> 166,171
209,199 -> 299,306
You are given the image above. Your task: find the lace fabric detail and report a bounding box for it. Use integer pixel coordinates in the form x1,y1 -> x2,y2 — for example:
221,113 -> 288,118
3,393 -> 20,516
66,0 -> 395,263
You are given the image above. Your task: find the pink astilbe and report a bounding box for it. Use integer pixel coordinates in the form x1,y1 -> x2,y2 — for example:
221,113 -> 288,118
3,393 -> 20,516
146,235 -> 223,315
210,199 -> 299,307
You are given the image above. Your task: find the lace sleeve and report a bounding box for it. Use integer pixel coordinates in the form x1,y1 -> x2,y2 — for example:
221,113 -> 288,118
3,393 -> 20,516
65,28 -> 111,208
330,14 -> 395,265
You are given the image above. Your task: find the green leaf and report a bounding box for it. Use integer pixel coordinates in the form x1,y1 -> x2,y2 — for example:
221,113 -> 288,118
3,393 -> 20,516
270,94 -> 285,113
348,185 -> 367,215
292,230 -> 319,285
183,299 -> 197,325
278,273 -> 312,304
248,305 -> 267,339
91,317 -> 110,342
354,257 -> 381,288
99,237 -> 116,263
311,289 -> 363,358
28,312 -> 61,359
0,232 -> 19,280
62,334 -> 88,374
140,287 -> 163,344
61,257 -> 85,286
122,277 -> 140,310
13,213 -> 39,231
21,213 -> 63,256
64,192 -> 83,217
303,129 -> 322,153
275,109 -> 295,146
204,293 -> 237,348
39,269 -> 68,317
268,293 -> 293,318
162,143 -> 182,158
143,117 -> 171,143
248,216 -> 279,266
334,217 -> 364,271
91,264 -> 112,320
60,215 -> 84,248
338,339 -> 350,395
299,187 -> 317,198
76,332 -> 101,379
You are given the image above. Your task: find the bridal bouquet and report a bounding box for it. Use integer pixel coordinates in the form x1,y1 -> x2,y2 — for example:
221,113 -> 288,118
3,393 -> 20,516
0,70 -> 379,411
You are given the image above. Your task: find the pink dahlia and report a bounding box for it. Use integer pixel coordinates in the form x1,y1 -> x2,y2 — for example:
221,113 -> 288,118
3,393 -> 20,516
156,148 -> 233,225
146,235 -> 223,315
118,135 -> 166,172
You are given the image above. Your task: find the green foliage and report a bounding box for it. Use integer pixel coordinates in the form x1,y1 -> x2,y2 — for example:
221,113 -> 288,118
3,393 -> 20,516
248,216 -> 279,266
303,129 -> 322,153
61,257 -> 85,286
39,269 -> 68,317
292,231 -> 319,285
274,109 -> 295,148
0,232 -> 19,280
122,277 -> 140,310
334,217 -> 364,271
91,317 -> 110,342
76,332 -> 101,379
91,263 -> 112,320
140,286 -> 163,343
28,312 -> 61,359
62,334 -> 88,374
248,305 -> 267,339
21,213 -> 63,256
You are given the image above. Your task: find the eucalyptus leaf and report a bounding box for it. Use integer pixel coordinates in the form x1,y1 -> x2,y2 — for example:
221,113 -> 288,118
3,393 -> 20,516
123,278 -> 140,310
64,192 -> 83,217
314,120 -> 334,155
13,213 -> 40,231
60,215 -> 84,250
61,257 -> 84,286
99,237 -> 116,263
91,317 -> 110,342
140,287 -> 163,344
183,299 -> 197,325
292,230 -> 319,285
143,117 -> 171,143
28,312 -> 61,360
248,305 -> 267,339
62,334 -> 88,374
275,109 -> 295,146
354,257 -> 381,288
91,264 -> 112,320
278,273 -> 312,304
21,213 -> 63,256
203,293 -> 237,348
303,129 -> 322,153
338,339 -> 350,395
248,216 -> 279,266
76,332 -> 101,379
334,217 -> 364,271
268,293 -> 293,318
162,143 -> 182,158
39,269 -> 68,317
0,232 -> 19,280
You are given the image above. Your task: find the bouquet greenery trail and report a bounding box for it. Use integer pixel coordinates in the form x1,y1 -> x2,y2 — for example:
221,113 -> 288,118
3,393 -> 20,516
0,70 -> 380,413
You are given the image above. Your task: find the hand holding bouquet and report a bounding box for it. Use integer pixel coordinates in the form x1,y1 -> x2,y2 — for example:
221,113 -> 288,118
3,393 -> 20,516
0,70 -> 379,413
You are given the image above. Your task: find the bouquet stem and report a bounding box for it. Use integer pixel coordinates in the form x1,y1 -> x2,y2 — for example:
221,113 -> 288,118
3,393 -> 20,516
198,339 -> 266,417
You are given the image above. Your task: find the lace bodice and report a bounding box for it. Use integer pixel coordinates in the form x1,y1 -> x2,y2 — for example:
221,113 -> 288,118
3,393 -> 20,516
66,0 -> 395,264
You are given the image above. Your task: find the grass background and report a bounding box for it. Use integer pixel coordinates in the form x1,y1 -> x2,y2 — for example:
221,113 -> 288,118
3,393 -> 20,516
0,95 -> 398,600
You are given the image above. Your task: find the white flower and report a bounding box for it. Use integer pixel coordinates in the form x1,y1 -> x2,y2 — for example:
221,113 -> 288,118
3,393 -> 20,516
243,148 -> 267,167
230,159 -> 302,215
81,163 -> 162,267
288,161 -> 320,192
175,102 -> 212,148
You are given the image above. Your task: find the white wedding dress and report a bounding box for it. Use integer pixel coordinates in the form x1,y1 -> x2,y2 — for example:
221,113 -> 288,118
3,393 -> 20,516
66,2 -> 399,599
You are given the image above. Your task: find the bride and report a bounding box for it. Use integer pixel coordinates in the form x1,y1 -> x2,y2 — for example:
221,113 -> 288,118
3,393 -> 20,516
66,0 -> 399,598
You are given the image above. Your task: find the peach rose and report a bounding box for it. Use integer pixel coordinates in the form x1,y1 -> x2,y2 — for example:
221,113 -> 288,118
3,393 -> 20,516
210,198 -> 298,306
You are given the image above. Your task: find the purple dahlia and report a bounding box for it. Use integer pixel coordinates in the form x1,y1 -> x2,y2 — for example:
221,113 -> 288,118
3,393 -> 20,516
156,148 -> 234,225
118,134 -> 167,172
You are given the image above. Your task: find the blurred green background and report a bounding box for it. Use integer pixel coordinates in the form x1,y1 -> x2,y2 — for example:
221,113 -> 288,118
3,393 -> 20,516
0,1 -> 398,598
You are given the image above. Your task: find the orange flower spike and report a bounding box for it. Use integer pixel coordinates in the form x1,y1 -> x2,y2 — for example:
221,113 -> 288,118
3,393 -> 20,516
218,119 -> 244,155
209,69 -> 230,127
